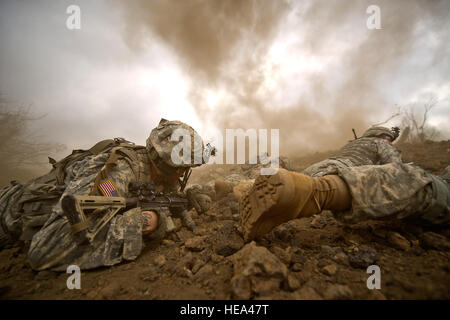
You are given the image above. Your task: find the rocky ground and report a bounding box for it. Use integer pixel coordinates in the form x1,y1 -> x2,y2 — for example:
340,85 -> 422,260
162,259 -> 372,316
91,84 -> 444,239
0,140 -> 449,300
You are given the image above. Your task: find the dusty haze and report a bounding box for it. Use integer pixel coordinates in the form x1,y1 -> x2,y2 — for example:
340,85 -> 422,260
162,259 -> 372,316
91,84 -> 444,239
117,0 -> 450,155
0,0 -> 449,183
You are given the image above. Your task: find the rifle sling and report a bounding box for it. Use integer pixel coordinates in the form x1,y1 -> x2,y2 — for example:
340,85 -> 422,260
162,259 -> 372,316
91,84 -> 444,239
71,220 -> 89,234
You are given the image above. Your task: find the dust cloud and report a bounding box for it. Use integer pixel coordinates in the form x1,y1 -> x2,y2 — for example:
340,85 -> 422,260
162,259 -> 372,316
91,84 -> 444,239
117,0 -> 450,155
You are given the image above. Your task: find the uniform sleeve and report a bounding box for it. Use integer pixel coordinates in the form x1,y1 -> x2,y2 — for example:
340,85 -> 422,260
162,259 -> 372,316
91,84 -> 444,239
62,155 -> 135,198
99,159 -> 136,196
376,139 -> 403,164
28,157 -> 142,271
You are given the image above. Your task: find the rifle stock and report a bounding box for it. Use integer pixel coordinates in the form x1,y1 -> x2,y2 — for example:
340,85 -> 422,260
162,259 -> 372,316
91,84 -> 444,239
63,190 -> 193,244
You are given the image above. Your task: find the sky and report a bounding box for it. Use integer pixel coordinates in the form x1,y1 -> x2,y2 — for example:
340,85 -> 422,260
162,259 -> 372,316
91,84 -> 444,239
0,0 -> 449,163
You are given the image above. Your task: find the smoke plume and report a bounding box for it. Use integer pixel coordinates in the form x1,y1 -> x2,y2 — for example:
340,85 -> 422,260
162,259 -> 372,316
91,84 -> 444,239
116,0 -> 450,155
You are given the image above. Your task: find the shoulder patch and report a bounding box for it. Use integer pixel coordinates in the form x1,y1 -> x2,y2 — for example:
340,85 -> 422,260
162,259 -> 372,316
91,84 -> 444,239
98,180 -> 121,197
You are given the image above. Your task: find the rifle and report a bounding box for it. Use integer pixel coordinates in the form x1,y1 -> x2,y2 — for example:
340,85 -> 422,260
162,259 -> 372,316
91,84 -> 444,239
62,182 -> 195,244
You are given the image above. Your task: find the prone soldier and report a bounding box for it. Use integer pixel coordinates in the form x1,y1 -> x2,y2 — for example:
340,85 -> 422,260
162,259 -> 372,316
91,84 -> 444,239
0,119 -> 210,271
240,126 -> 449,241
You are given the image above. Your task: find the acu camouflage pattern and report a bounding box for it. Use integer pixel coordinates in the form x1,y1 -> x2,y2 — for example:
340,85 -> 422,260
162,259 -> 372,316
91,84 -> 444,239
361,126 -> 396,140
1,139 -> 182,271
302,136 -> 449,225
28,152 -> 146,271
0,172 -> 66,244
335,162 -> 449,225
0,137 -> 143,245
146,119 -> 204,171
303,137 -> 402,177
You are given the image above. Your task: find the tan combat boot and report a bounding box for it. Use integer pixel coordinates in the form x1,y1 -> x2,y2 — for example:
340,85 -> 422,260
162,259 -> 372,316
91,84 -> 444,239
239,168 -> 351,241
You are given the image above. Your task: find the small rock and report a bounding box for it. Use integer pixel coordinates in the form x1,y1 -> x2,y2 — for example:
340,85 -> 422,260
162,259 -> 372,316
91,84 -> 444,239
162,239 -> 175,247
218,207 -> 233,218
311,215 -> 327,229
321,264 -> 337,276
420,232 -> 450,251
317,259 -> 330,268
273,224 -> 295,242
194,264 -> 214,281
284,273 -> 301,291
215,222 -> 244,256
348,245 -> 379,269
153,255 -> 166,268
140,268 -> 158,282
230,242 -> 288,299
177,252 -> 195,269
193,227 -> 207,237
291,263 -> 303,272
323,284 -> 353,300
210,254 -> 224,264
387,232 -> 411,251
333,252 -> 349,265
320,245 -> 334,256
291,253 -> 306,265
320,245 -> 345,262
185,236 -> 207,252
271,246 -> 291,265
181,267 -> 194,279
191,258 -> 206,274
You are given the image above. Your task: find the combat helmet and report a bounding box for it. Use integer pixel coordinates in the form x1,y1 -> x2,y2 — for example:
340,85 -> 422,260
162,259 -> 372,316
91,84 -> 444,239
362,126 -> 398,141
146,119 -> 205,174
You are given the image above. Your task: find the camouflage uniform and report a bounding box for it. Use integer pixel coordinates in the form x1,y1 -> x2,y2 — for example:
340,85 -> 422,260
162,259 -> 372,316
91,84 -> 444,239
302,127 -> 449,226
303,136 -> 402,177
1,119 -> 205,271
27,148 -> 177,271
335,163 -> 449,225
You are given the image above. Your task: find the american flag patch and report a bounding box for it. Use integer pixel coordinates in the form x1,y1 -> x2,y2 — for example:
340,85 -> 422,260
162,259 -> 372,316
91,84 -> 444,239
98,180 -> 120,197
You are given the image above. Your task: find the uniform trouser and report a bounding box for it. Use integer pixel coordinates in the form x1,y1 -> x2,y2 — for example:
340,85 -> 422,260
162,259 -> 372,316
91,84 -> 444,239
27,205 -> 144,271
333,162 -> 449,225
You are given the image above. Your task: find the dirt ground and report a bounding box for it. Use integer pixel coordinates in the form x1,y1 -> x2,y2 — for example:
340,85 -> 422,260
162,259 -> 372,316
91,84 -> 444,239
0,140 -> 449,300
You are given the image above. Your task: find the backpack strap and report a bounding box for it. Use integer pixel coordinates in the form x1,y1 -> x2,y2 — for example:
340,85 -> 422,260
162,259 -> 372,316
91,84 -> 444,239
51,138 -> 135,185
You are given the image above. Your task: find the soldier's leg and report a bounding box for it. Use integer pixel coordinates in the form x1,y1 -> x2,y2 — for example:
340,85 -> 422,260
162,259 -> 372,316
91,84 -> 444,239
0,183 -> 25,248
239,168 -> 351,241
336,163 -> 449,225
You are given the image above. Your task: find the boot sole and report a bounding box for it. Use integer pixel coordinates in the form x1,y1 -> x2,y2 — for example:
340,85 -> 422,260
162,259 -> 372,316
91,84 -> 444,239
239,171 -> 287,242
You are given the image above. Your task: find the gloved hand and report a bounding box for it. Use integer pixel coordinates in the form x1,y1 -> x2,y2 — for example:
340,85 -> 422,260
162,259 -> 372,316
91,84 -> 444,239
186,185 -> 212,214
